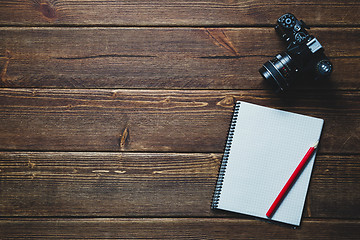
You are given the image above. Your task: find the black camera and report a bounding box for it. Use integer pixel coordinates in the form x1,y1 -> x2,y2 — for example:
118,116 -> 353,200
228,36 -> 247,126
259,13 -> 333,92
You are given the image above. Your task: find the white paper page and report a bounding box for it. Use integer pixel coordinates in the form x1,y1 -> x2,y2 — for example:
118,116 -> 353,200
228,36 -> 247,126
217,101 -> 324,226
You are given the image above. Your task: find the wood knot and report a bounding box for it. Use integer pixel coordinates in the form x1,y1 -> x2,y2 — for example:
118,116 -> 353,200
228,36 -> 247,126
216,96 -> 235,108
161,97 -> 171,103
5,50 -> 12,59
1,50 -> 12,86
119,126 -> 130,149
205,28 -> 238,56
39,2 -> 57,20
28,159 -> 35,168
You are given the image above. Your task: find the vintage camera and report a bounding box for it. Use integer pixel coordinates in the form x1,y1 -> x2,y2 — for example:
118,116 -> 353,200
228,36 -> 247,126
259,13 -> 333,92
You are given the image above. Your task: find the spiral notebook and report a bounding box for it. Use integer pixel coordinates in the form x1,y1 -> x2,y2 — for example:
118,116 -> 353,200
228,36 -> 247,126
211,101 -> 324,226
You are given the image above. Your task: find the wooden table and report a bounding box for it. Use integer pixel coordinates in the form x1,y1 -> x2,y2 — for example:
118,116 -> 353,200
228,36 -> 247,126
0,1 -> 359,239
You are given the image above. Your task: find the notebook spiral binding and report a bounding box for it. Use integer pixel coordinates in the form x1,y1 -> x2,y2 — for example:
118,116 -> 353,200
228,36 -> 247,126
211,101 -> 241,209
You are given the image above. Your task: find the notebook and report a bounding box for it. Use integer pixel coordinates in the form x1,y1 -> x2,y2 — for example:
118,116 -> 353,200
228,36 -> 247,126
211,101 -> 324,226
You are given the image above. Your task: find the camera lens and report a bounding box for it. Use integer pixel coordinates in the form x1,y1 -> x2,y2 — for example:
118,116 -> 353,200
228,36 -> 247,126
259,52 -> 294,92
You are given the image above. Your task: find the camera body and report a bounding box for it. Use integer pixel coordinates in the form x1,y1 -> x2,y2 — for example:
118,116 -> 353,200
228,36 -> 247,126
259,13 -> 333,92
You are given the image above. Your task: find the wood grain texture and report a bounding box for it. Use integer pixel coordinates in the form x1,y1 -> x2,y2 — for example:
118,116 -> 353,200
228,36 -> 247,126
0,152 -> 359,218
0,27 -> 359,89
0,218 -> 359,239
0,0 -> 358,238
0,89 -> 359,153
0,0 -> 359,26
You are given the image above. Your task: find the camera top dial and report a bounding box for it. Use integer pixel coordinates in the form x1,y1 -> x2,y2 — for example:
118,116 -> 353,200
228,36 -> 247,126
316,60 -> 333,77
278,14 -> 296,29
295,32 -> 307,43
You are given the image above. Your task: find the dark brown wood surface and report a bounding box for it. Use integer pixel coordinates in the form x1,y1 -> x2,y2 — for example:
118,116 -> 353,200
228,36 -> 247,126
0,0 -> 359,26
0,89 -> 359,153
0,219 -> 359,239
0,27 -> 359,89
0,152 -> 359,219
0,0 -> 359,239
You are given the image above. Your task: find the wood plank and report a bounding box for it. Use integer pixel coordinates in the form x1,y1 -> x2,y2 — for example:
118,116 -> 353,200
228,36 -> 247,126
0,218 -> 360,239
0,89 -> 359,153
0,1 -> 359,26
0,27 -> 359,89
0,152 -> 359,218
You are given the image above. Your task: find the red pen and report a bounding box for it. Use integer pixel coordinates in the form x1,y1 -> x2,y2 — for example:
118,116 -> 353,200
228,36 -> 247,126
266,141 -> 319,218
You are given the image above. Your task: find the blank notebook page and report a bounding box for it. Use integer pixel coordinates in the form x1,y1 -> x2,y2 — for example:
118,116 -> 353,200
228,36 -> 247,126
217,101 -> 324,226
